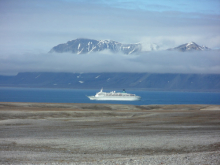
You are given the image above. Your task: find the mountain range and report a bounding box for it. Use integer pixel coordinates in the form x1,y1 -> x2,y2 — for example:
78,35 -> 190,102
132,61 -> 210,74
49,38 -> 142,55
49,38 -> 211,54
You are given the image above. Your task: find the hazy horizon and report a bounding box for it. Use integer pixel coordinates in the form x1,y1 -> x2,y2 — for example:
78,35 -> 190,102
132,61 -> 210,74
0,0 -> 220,75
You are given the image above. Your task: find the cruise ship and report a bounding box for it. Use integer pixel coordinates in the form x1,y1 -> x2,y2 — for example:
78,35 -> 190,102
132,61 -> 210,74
88,89 -> 141,101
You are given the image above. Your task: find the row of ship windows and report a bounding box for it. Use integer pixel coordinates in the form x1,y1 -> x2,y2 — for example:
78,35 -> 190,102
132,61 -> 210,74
103,94 -> 135,96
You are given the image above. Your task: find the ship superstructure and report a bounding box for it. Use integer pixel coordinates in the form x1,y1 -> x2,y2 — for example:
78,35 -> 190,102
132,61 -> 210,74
88,89 -> 141,101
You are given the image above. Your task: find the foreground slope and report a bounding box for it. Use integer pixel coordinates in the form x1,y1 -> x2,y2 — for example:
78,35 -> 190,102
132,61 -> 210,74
0,102 -> 219,164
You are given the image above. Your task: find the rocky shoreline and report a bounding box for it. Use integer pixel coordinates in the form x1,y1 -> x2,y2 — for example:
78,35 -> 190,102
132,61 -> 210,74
0,102 -> 220,164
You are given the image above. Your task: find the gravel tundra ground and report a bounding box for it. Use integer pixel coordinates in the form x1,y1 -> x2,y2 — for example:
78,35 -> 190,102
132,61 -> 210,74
0,102 -> 220,164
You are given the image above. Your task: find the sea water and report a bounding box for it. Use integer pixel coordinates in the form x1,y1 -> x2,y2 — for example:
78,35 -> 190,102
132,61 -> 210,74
0,87 -> 219,105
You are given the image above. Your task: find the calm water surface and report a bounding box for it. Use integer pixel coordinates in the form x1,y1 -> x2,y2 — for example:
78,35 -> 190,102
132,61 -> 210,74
0,87 -> 219,105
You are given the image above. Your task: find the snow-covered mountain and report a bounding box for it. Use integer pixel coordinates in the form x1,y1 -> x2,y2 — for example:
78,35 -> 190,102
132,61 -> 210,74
49,39 -> 211,54
167,42 -> 211,52
49,38 -> 142,55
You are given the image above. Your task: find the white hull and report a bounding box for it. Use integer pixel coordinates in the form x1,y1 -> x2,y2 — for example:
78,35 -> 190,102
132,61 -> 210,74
88,96 -> 141,101
88,88 -> 141,101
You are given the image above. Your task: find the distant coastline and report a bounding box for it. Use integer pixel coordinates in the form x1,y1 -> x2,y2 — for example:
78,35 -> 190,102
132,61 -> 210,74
0,72 -> 220,92
0,86 -> 219,93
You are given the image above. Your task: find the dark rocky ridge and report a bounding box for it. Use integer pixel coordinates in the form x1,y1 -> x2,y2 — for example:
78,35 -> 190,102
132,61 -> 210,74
0,72 -> 219,92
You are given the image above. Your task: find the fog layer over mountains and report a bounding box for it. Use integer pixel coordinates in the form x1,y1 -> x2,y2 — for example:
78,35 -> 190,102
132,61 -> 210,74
0,0 -> 219,75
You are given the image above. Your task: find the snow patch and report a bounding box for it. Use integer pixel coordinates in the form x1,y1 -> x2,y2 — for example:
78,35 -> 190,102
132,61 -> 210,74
35,74 -> 41,78
128,48 -> 136,54
88,46 -> 96,53
77,48 -> 84,54
123,46 -> 130,49
186,42 -> 194,47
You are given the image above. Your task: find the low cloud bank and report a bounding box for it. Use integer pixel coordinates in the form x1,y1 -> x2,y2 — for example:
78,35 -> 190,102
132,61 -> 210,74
0,51 -> 220,75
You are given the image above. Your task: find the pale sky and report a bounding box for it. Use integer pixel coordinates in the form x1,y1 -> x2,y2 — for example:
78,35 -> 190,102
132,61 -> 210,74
0,0 -> 220,75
